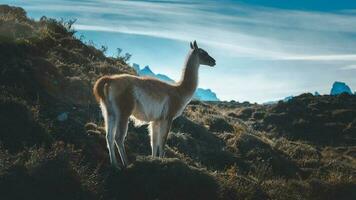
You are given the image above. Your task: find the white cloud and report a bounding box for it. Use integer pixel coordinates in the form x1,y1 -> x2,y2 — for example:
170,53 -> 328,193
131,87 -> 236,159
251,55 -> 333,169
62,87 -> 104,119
12,0 -> 356,61
341,64 -> 356,70
6,0 -> 356,102
282,55 -> 356,61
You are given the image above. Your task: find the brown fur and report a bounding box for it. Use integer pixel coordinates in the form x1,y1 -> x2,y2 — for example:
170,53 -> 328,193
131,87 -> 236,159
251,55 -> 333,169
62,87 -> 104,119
93,76 -> 112,102
93,41 -> 215,167
95,70 -> 197,121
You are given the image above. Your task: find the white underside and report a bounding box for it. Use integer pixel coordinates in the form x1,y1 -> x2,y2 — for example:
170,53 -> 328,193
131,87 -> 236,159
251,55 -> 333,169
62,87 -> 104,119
174,95 -> 192,119
132,86 -> 169,122
102,86 -> 193,128
99,101 -> 108,132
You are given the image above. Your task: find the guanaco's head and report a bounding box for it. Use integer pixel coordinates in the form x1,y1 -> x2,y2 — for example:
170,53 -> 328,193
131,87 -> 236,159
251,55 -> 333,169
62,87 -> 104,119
190,40 -> 216,67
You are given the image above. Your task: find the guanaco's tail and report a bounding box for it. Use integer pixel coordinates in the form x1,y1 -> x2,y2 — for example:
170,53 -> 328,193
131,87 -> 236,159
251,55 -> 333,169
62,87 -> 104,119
93,76 -> 112,103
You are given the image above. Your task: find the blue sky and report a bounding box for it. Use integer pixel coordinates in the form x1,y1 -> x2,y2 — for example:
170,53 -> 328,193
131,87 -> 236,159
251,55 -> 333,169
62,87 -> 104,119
5,0 -> 356,102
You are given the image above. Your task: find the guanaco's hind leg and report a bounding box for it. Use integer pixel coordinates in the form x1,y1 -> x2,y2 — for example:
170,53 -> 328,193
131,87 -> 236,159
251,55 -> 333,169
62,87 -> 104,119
113,91 -> 134,167
103,101 -> 119,168
114,115 -> 129,167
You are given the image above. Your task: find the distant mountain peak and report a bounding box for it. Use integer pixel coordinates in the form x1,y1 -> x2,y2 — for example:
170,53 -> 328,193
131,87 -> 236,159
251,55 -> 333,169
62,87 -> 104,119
330,81 -> 352,95
194,88 -> 220,101
132,63 -> 140,73
141,65 -> 153,73
138,65 -> 155,77
131,63 -> 220,101
142,65 -> 151,71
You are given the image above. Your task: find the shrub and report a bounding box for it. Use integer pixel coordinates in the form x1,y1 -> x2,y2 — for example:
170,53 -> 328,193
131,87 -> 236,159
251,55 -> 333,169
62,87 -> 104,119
236,107 -> 255,120
206,117 -> 234,133
0,143 -> 99,200
104,157 -> 219,200
0,91 -> 52,153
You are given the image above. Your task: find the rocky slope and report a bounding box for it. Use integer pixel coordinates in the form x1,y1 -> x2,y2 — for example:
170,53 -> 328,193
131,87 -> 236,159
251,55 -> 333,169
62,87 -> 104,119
0,5 -> 355,200
221,93 -> 356,145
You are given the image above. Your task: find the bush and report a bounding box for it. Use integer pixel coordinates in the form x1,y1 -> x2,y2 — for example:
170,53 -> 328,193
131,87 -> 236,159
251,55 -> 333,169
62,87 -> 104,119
206,117 -> 234,133
0,143 -> 99,200
170,117 -> 235,170
104,157 -> 219,200
236,107 -> 255,120
0,91 -> 52,153
232,133 -> 301,178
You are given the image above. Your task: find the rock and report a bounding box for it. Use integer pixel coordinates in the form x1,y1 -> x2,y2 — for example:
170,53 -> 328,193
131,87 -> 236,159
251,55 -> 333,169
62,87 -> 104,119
57,112 -> 68,121
85,122 -> 98,130
330,81 -> 353,95
86,129 -> 102,136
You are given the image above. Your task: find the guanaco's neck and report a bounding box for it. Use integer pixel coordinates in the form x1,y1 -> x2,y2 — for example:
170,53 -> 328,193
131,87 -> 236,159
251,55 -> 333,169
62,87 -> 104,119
177,50 -> 199,96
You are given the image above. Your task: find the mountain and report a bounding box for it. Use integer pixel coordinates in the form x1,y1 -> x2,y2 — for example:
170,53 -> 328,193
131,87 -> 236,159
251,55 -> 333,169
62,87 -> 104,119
265,81 -> 354,105
132,64 -> 220,101
137,65 -> 175,83
330,81 -> 353,95
263,95 -> 294,105
156,74 -> 175,84
138,65 -> 155,77
132,63 -> 140,73
193,88 -> 220,101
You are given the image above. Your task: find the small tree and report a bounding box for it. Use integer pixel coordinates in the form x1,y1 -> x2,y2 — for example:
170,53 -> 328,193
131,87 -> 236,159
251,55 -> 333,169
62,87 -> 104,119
115,48 -> 131,62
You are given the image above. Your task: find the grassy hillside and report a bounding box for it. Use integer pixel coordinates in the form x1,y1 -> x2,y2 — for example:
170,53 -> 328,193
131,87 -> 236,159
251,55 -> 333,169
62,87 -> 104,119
0,5 -> 355,200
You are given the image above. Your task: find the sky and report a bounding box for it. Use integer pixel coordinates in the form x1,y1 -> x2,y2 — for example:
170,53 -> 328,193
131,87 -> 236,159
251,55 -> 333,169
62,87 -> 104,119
4,0 -> 356,103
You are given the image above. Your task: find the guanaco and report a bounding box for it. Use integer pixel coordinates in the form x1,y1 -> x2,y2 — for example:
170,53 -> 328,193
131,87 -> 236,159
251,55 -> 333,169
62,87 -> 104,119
93,41 -> 216,168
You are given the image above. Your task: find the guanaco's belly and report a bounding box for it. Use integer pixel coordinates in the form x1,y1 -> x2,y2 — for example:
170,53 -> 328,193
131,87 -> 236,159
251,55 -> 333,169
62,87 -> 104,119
132,87 -> 169,121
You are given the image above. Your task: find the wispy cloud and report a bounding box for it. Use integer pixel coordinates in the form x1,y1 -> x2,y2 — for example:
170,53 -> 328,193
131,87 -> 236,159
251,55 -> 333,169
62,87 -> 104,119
282,55 -> 356,61
12,0 -> 356,61
341,64 -> 356,70
6,0 -> 356,102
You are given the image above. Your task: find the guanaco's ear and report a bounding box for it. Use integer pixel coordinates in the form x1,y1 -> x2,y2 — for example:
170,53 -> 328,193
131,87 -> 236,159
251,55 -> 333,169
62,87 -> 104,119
193,40 -> 198,49
190,42 -> 193,49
